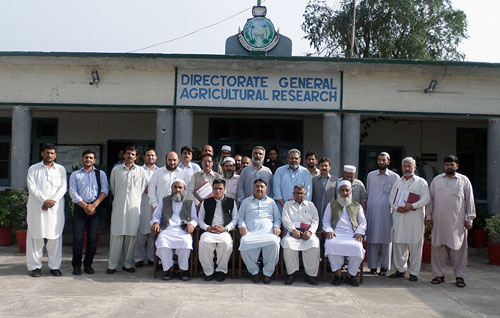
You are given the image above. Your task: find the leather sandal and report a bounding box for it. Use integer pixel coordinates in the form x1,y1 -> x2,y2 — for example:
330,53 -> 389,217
431,276 -> 445,284
456,277 -> 466,288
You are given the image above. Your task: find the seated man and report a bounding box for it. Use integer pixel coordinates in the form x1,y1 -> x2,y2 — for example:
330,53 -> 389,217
238,179 -> 281,284
322,180 -> 366,287
151,180 -> 198,281
198,179 -> 238,282
281,184 -> 320,285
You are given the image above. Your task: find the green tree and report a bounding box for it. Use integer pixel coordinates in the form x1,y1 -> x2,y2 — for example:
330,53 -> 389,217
301,0 -> 468,60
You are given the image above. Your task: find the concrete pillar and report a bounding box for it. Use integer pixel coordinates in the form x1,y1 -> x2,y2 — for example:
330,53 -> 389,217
10,106 -> 32,189
488,119 -> 500,216
341,113 -> 360,170
323,113 -> 342,177
174,109 -> 193,155
155,109 -> 174,167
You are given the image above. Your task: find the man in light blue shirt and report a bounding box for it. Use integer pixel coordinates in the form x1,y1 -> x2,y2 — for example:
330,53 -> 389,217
273,149 -> 312,211
177,145 -> 201,182
238,179 -> 281,284
237,146 -> 273,205
69,150 -> 109,275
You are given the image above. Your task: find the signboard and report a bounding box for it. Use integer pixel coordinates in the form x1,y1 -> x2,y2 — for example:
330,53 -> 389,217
176,70 -> 341,110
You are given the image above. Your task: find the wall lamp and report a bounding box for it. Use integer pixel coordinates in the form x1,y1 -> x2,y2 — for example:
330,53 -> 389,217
424,79 -> 437,94
89,70 -> 100,86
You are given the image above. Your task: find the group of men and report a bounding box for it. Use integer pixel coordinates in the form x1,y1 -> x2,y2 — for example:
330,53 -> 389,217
25,143 -> 475,288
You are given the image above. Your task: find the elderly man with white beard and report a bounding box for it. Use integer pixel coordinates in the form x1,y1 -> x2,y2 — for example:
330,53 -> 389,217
322,180 -> 367,287
221,157 -> 240,200
151,180 -> 198,281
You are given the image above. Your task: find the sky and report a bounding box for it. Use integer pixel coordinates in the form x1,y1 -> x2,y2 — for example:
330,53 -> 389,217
0,0 -> 498,63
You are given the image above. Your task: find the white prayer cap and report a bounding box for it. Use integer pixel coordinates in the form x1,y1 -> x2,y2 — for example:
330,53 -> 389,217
221,145 -> 231,152
172,178 -> 186,187
379,152 -> 390,159
343,165 -> 356,173
338,179 -> 351,189
222,157 -> 235,165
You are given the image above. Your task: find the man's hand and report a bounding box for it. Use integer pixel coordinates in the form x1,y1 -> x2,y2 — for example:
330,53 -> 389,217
42,199 -> 56,210
278,199 -> 285,207
151,222 -> 160,233
85,203 -> 97,215
239,226 -> 248,236
302,231 -> 312,241
185,223 -> 195,234
273,227 -> 281,236
464,221 -> 473,230
353,233 -> 363,242
214,225 -> 226,233
326,231 -> 336,239
404,201 -> 415,211
426,219 -> 433,230
291,229 -> 302,239
396,207 -> 408,213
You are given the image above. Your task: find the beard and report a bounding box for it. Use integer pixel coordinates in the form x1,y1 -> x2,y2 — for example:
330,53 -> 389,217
252,158 -> 262,166
404,172 -> 414,177
289,164 -> 299,170
172,193 -> 184,202
223,170 -> 235,178
307,163 -> 315,169
166,164 -> 177,171
445,168 -> 457,176
337,195 -> 352,207
378,163 -> 388,170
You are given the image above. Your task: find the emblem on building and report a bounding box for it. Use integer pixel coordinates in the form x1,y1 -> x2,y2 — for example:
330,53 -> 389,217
238,5 -> 280,52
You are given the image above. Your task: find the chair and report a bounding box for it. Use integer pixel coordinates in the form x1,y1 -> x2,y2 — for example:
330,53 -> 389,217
153,228 -> 198,279
194,229 -> 237,278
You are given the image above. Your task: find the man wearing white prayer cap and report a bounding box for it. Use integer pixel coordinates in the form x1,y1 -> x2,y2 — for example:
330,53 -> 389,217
322,179 -> 367,287
151,180 -> 198,281
340,164 -> 367,211
217,145 -> 232,174
222,157 -> 240,200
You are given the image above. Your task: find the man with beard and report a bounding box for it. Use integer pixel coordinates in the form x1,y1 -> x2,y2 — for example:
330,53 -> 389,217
148,151 -> 189,212
186,153 -> 222,208
178,146 -> 201,181
221,157 -> 240,200
237,146 -> 273,206
427,155 -> 475,288
389,157 -> 430,282
134,148 -> 158,268
312,157 -> 338,228
108,146 -> 147,274
217,145 -> 232,174
273,149 -> 312,211
151,180 -> 198,281
264,147 -> 283,174
26,143 -> 67,277
340,165 -> 367,211
198,179 -> 238,282
70,150 -> 109,275
305,151 -> 320,178
322,180 -> 366,286
238,179 -> 281,284
234,154 -> 243,175
365,152 -> 399,276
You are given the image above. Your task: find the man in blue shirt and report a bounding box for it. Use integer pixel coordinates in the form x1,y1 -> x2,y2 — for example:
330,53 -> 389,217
69,150 -> 109,275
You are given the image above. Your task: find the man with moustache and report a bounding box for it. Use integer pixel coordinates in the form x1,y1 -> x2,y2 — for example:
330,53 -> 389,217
322,180 -> 367,287
151,180 -> 198,281
234,154 -> 243,175
365,152 -> 399,276
70,150 -> 109,275
340,165 -> 367,211
186,154 -> 222,208
264,147 -> 283,174
241,156 -> 251,170
202,144 -> 220,173
312,157 -> 338,228
389,157 -> 430,282
178,145 -> 201,181
134,148 -> 158,268
221,157 -> 240,200
237,146 -> 273,206
305,151 -> 320,178
217,145 -> 232,174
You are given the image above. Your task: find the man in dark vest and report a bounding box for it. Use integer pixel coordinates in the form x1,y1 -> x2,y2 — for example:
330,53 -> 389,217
322,180 -> 367,287
198,179 -> 238,282
151,180 -> 198,281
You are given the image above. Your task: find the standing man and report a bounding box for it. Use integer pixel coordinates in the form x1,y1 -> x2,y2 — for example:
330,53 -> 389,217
305,151 -> 320,178
186,154 -> 222,208
427,155 -> 475,288
134,148 -> 158,268
273,149 -> 312,211
365,152 -> 399,276
201,144 -> 219,173
178,146 -> 201,181
281,184 -> 320,285
241,156 -> 251,170
234,154 -> 243,175
198,179 -> 238,282
312,157 -> 338,227
238,179 -> 281,284
26,143 -> 67,277
70,150 -> 109,275
264,147 -> 283,174
340,165 -> 367,211
107,146 -> 147,274
221,157 -> 240,200
237,146 -> 273,205
389,157 -> 430,282
217,145 -> 232,174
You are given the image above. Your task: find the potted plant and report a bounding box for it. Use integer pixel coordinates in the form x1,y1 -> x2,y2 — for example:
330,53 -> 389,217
7,189 -> 29,253
485,214 -> 500,265
471,206 -> 488,248
0,191 -> 13,245
422,221 -> 432,264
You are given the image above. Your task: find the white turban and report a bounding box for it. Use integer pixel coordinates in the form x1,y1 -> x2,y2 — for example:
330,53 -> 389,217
343,165 -> 356,173
338,179 -> 351,189
222,157 -> 235,165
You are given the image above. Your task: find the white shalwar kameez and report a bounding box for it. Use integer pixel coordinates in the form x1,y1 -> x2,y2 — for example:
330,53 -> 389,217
322,203 -> 367,276
151,199 -> 198,271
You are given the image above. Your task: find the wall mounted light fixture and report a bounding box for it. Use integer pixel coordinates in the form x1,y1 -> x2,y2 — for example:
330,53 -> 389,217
89,70 -> 100,86
424,79 -> 437,94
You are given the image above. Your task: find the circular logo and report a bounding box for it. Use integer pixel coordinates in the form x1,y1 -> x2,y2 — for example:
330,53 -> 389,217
239,17 -> 279,51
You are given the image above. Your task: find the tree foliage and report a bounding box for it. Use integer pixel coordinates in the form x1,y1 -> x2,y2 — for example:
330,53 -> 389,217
301,0 -> 468,60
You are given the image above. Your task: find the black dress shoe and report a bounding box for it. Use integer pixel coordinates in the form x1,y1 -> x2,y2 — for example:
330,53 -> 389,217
332,275 -> 342,286
84,266 -> 95,274
409,274 -> 418,282
122,266 -> 135,273
348,275 -> 359,287
305,275 -> 319,285
50,269 -> 62,276
389,271 -> 405,278
369,268 -> 377,275
284,273 -> 295,285
251,274 -> 260,283
30,268 -> 41,278
215,271 -> 226,282
135,261 -> 144,268
106,268 -> 116,274
72,267 -> 81,275
204,273 -> 215,281
262,275 -> 272,284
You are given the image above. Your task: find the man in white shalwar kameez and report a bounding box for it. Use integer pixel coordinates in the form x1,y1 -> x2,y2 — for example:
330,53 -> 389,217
198,179 -> 237,282
107,146 -> 147,274
389,157 -> 430,282
323,180 -> 366,287
26,143 -> 67,277
151,180 -> 198,281
221,157 -> 240,200
281,184 -> 320,285
134,148 -> 158,267
238,178 -> 281,284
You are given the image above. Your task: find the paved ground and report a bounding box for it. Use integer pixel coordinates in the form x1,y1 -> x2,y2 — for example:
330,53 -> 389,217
1,244 -> 499,318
